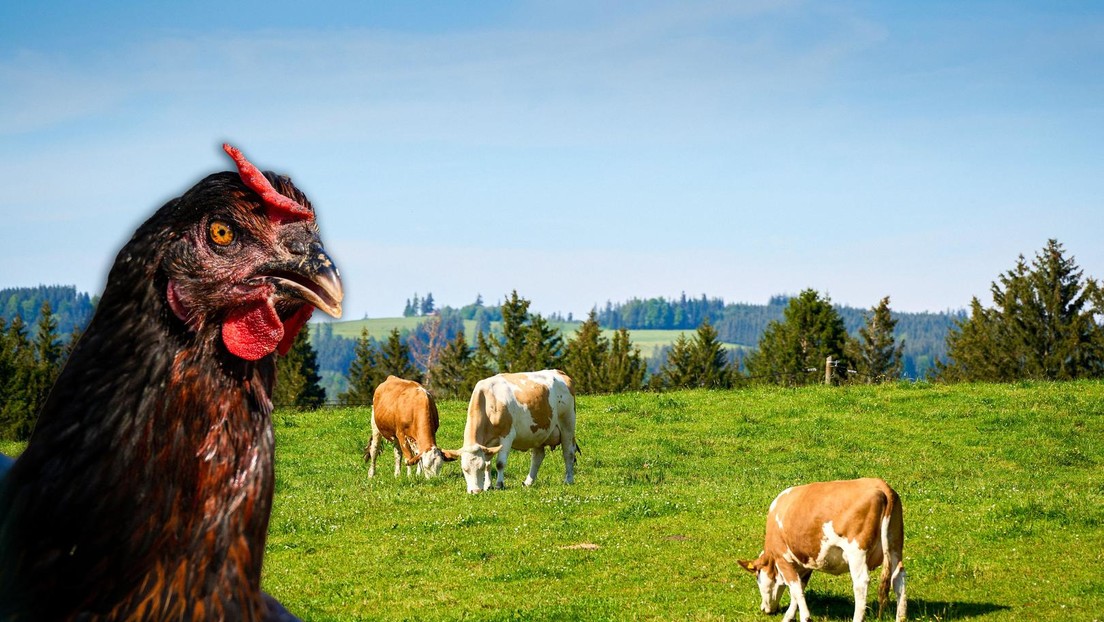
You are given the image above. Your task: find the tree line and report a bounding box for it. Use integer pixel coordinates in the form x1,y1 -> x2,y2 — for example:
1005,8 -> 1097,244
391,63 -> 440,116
3,239 -> 1101,436
598,292 -> 961,378
0,303 -> 69,439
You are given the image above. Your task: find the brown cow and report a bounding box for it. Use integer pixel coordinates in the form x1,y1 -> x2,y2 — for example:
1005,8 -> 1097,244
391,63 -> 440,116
738,478 -> 906,622
364,376 -> 454,478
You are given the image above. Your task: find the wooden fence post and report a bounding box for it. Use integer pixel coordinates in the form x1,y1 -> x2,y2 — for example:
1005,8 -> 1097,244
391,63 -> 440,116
825,355 -> 833,385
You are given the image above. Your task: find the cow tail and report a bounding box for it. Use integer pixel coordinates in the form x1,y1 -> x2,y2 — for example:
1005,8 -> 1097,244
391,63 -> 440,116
877,485 -> 902,618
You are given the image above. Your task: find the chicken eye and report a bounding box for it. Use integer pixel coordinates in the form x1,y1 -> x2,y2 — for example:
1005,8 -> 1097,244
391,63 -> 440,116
208,220 -> 236,247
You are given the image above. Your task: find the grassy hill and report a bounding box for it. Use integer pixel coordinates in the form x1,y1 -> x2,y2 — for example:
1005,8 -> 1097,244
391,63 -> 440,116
5,381 -> 1098,620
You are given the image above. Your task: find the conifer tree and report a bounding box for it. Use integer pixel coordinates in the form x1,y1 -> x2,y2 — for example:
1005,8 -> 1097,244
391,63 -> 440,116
564,310 -> 608,393
847,296 -> 904,383
496,290 -> 530,372
689,318 -> 731,388
0,316 -> 36,439
465,330 -> 497,391
30,302 -> 64,418
656,332 -> 695,389
745,289 -> 850,386
379,327 -> 419,381
939,240 -> 1104,381
520,313 -> 565,371
274,323 -> 326,410
340,327 -> 382,406
433,331 -> 474,399
605,328 -> 645,392
0,317 -> 11,433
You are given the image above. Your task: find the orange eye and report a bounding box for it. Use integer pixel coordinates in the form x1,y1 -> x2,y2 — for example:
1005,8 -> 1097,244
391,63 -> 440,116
209,220 -> 235,246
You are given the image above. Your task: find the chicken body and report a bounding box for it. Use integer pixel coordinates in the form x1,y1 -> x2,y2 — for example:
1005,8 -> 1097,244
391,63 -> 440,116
0,147 -> 342,621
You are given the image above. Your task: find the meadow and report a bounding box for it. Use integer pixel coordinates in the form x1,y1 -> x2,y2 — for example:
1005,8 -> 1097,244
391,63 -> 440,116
258,381 -> 1104,621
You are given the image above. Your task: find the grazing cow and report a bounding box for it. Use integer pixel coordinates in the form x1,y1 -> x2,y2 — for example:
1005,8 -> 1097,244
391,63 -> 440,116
365,376 -> 454,478
738,478 -> 906,622
443,370 -> 577,493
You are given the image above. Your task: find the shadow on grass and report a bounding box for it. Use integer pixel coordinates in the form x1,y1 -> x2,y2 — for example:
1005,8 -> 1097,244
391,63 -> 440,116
803,592 -> 1010,620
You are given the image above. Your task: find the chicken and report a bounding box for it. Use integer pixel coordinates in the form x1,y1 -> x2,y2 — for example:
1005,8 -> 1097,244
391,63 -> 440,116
0,144 -> 343,621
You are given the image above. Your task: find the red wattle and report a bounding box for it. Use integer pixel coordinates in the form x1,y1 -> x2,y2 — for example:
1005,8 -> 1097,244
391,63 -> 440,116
222,301 -> 284,361
277,305 -> 315,356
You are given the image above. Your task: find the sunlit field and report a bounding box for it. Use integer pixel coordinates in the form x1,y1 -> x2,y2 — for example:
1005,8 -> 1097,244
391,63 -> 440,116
259,381 -> 1104,621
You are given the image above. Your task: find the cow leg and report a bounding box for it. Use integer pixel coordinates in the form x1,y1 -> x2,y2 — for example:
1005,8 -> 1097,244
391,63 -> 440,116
777,563 -> 810,622
366,425 -> 382,478
848,553 -> 870,622
562,437 -> 576,484
481,459 -> 493,492
524,447 -> 546,486
891,561 -> 907,622
393,444 -> 403,477
494,447 -> 510,489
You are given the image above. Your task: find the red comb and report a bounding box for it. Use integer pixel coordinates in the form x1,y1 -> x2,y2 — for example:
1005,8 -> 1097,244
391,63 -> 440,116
223,143 -> 313,223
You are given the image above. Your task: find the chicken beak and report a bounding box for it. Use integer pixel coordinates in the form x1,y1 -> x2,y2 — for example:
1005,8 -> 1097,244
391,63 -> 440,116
259,245 -> 344,319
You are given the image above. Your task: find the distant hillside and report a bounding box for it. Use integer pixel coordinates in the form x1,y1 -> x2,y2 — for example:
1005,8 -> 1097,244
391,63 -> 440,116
597,294 -> 963,378
0,285 -> 95,338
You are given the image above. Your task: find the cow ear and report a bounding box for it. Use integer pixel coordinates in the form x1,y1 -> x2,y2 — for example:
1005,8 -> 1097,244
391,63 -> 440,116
441,449 -> 461,461
405,453 -> 422,466
481,444 -> 502,456
737,559 -> 758,574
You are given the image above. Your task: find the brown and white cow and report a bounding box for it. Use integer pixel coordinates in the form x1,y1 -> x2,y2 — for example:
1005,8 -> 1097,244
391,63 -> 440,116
443,370 -> 577,493
365,376 -> 454,478
738,478 -> 906,622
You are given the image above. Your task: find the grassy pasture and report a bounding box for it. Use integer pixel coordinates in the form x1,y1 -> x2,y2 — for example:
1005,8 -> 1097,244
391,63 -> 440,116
260,381 -> 1103,621
2,382 -> 1100,620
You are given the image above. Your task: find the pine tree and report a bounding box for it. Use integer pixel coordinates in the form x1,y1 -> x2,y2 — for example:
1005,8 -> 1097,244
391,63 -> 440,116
0,317 -> 11,433
564,310 -> 608,393
0,316 -> 36,439
689,318 -> 731,388
520,314 -> 564,371
745,289 -> 850,386
433,331 -> 473,399
939,240 -> 1104,381
656,332 -> 695,389
846,296 -> 904,383
464,331 -> 498,392
378,328 -> 419,381
340,328 -> 382,406
496,290 -> 531,372
274,323 -> 326,410
420,292 -> 435,316
30,302 -> 64,420
605,328 -> 645,392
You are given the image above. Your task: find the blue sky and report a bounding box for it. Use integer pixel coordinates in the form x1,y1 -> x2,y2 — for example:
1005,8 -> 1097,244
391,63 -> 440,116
2,1 -> 1101,319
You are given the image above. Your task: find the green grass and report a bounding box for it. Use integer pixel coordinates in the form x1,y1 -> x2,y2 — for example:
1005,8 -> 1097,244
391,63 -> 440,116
259,381 -> 1104,620
4,382 -> 1102,620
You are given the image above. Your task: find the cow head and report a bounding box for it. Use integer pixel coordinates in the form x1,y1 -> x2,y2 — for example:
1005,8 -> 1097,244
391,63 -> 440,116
405,446 -> 455,479
737,555 -> 785,614
442,444 -> 501,493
